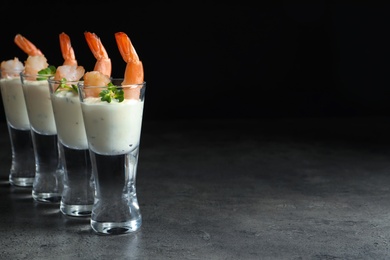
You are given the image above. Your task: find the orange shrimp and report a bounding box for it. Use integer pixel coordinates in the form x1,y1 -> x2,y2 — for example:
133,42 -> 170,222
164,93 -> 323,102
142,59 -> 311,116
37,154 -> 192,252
14,34 -> 43,56
84,32 -> 111,77
14,34 -> 48,76
82,71 -> 111,98
115,32 -> 144,85
59,32 -> 77,66
83,32 -> 112,97
0,57 -> 24,77
54,32 -> 85,81
115,32 -> 144,100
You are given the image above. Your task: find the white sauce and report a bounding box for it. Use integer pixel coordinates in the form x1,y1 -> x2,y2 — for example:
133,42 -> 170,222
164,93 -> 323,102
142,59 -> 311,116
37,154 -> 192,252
22,80 -> 56,135
0,77 -> 30,130
81,98 -> 144,155
51,91 -> 88,149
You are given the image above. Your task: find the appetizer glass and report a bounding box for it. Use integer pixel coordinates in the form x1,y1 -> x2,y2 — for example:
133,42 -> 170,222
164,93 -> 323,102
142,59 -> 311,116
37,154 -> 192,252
20,73 -> 63,203
48,78 -> 94,217
0,68 -> 35,187
78,79 -> 145,235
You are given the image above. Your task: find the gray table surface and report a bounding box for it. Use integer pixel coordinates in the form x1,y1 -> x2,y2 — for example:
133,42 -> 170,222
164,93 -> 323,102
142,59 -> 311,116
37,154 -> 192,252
1,117 -> 390,260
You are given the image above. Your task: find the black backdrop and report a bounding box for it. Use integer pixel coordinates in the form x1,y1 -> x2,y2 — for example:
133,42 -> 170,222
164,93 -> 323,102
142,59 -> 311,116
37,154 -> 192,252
1,2 -> 390,121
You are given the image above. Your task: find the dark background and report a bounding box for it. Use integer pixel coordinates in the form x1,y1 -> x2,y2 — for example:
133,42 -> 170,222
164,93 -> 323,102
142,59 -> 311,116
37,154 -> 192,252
1,2 -> 390,121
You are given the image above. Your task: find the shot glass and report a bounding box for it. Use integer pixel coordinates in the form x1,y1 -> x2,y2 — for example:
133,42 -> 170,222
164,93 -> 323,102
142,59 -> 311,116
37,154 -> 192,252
0,68 -> 35,187
78,79 -> 145,235
48,78 -> 94,217
20,73 -> 63,203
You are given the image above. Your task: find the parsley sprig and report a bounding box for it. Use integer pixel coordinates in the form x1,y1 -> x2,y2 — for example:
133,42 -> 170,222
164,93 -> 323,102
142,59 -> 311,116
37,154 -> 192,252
99,82 -> 124,103
37,65 -> 56,80
55,78 -> 78,94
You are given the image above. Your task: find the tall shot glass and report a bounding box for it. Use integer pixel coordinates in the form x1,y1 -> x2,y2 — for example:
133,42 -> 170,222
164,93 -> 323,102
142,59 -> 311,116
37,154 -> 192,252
20,73 -> 63,203
48,78 -> 94,217
78,79 -> 146,235
0,68 -> 35,187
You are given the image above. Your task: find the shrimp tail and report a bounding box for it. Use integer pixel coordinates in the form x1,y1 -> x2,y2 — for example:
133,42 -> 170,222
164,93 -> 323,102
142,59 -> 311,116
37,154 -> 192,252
115,32 -> 144,85
84,31 -> 111,77
14,34 -> 43,56
59,32 -> 77,66
115,32 -> 140,63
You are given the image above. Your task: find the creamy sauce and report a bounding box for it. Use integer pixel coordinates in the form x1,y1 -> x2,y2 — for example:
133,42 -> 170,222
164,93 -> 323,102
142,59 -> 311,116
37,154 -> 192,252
0,77 -> 30,130
51,91 -> 88,149
81,98 -> 144,155
22,80 -> 57,135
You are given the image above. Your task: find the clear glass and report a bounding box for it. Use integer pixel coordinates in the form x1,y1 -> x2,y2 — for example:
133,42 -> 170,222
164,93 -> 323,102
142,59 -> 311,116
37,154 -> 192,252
20,73 -> 63,203
78,79 -> 145,235
48,78 -> 94,216
0,69 -> 35,187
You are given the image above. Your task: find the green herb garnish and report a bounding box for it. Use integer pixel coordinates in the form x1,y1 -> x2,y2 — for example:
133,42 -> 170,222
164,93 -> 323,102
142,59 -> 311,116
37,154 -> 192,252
99,82 -> 124,103
37,65 -> 56,80
55,78 -> 78,93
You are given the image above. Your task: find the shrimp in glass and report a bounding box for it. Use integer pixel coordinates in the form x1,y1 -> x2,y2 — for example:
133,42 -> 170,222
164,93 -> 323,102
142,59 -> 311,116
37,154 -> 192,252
59,32 -> 77,66
0,57 -> 24,77
115,32 -> 144,85
54,32 -> 85,82
83,32 -> 111,97
115,31 -> 144,99
84,31 -> 111,78
14,34 -> 49,76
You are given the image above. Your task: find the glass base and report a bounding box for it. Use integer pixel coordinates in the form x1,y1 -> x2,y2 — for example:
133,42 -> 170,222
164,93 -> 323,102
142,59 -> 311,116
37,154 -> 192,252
91,217 -> 142,235
32,191 -> 61,203
60,202 -> 93,217
9,176 -> 34,187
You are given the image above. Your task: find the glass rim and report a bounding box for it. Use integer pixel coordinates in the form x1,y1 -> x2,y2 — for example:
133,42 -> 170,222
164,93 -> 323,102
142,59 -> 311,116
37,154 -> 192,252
47,77 -> 81,84
78,80 -> 146,88
0,69 -> 23,79
20,72 -> 54,78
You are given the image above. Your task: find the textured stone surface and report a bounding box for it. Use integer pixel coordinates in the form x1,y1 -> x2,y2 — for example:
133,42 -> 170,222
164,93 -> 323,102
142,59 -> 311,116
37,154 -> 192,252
1,117 -> 390,259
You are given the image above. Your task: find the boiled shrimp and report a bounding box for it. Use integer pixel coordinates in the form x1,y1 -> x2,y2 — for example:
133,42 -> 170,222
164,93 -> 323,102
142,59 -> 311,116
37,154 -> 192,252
54,65 -> 85,82
14,34 -> 48,75
115,32 -> 144,99
84,31 -> 111,77
82,32 -> 111,97
115,32 -> 144,85
82,71 -> 111,98
83,71 -> 110,86
14,34 -> 43,56
54,32 -> 85,81
0,57 -> 24,78
59,32 -> 77,66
